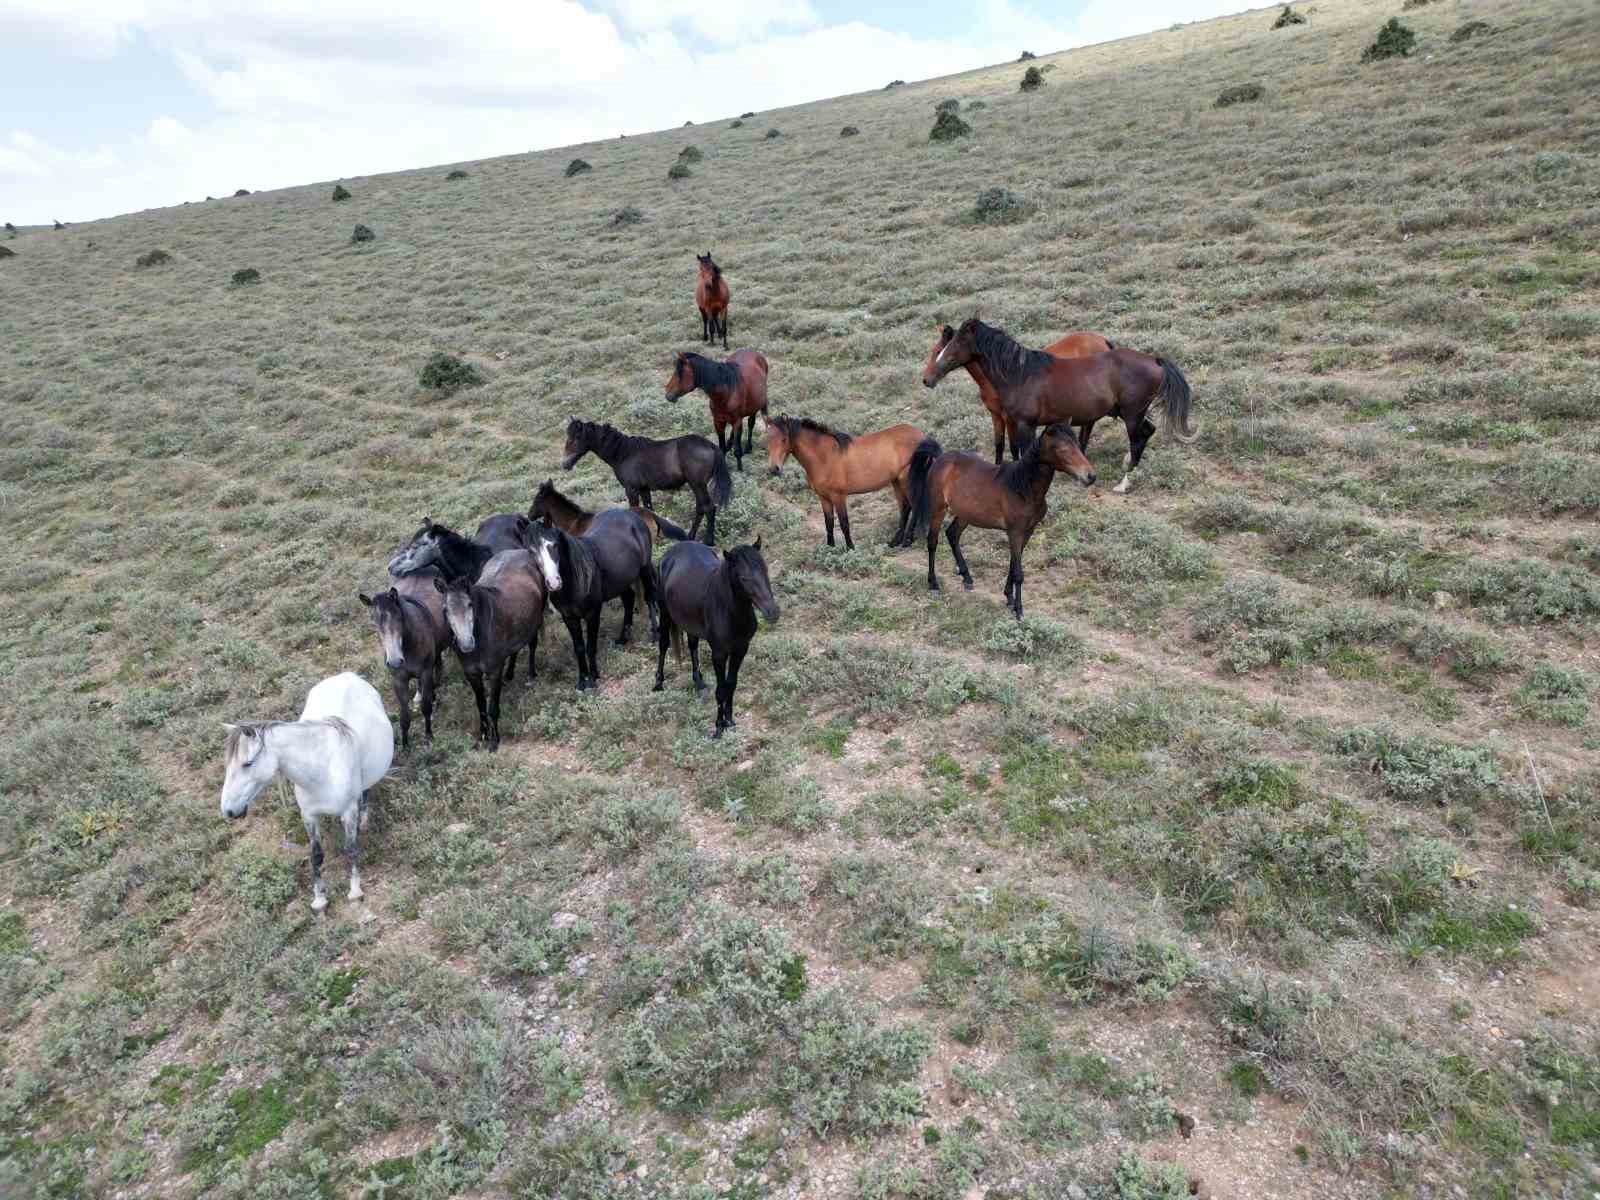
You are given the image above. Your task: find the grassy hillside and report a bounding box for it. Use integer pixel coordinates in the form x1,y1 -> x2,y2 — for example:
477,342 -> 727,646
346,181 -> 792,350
3,0 -> 1599,1196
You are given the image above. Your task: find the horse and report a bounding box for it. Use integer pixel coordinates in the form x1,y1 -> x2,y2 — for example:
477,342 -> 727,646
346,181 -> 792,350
386,514 -> 532,583
562,419 -> 733,546
909,424 -> 1095,619
530,478 -> 689,544
696,252 -> 730,349
921,325 -> 1113,463
435,547 -> 557,750
221,671 -> 394,911
527,512 -> 660,691
664,350 -> 770,473
765,416 -> 942,550
924,317 -> 1197,493
654,537 -> 780,738
359,570 -> 449,750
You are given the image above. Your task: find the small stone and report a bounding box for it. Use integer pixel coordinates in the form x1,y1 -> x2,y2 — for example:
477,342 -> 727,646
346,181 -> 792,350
445,821 -> 469,835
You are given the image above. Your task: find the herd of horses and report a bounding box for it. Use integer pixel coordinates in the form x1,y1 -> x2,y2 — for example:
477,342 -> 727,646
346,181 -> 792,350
220,252 -> 1198,907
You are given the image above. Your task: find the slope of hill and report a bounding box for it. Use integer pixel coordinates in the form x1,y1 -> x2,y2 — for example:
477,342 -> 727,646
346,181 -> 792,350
2,0 -> 1598,1196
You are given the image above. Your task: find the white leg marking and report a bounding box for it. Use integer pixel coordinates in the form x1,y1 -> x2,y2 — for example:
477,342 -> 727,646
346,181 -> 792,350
1113,473 -> 1132,495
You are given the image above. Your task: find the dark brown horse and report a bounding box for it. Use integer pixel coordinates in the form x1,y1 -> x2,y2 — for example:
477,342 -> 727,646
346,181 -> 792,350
530,478 -> 688,544
765,416 -> 940,550
909,424 -> 1095,619
921,325 -> 1113,463
562,419 -> 733,546
360,570 -> 449,749
925,318 -> 1197,493
654,537 -> 780,738
665,350 -> 770,473
696,252 -> 730,348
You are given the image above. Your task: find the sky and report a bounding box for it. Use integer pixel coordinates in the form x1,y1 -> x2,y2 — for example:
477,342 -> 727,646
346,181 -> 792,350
2,1 -> 1249,225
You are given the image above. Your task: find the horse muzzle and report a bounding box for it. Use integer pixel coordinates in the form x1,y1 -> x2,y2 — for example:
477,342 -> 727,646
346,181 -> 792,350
760,604 -> 781,624
223,805 -> 248,820
664,390 -> 681,403
1081,472 -> 1097,487
560,454 -> 578,471
769,466 -> 781,478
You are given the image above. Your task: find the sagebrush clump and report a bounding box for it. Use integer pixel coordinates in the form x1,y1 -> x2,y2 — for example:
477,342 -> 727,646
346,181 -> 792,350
1216,82 -> 1264,108
765,128 -> 781,139
1272,5 -> 1306,28
446,169 -> 469,180
0,245 -> 14,259
565,158 -> 592,178
135,250 -> 172,268
233,188 -> 250,197
1452,20 -> 1492,43
930,110 -> 972,142
350,224 -> 375,244
331,184 -> 351,201
230,268 -> 261,286
678,146 -> 703,163
971,187 -> 1034,225
419,352 -> 483,393
610,206 -> 644,227
840,125 -> 860,137
1364,18 -> 1417,62
1020,66 -> 1045,91
667,161 -> 692,180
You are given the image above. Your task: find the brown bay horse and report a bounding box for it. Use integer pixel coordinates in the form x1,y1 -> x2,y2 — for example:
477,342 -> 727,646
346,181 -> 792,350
665,349 -> 770,473
766,416 -> 941,550
908,424 -> 1095,619
696,252 -> 730,348
925,317 -> 1197,494
922,325 -> 1113,463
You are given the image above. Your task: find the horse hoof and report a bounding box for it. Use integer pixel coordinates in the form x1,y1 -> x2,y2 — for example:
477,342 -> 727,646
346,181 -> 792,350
349,884 -> 364,902
310,894 -> 328,913
652,681 -> 665,692
962,579 -> 974,592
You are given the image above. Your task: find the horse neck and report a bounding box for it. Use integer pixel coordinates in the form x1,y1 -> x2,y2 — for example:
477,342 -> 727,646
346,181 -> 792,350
692,356 -> 734,397
712,562 -> 754,633
589,428 -> 631,465
540,491 -> 589,531
787,429 -> 831,475
1022,452 -> 1057,507
964,359 -> 996,395
270,721 -> 352,798
442,534 -> 492,579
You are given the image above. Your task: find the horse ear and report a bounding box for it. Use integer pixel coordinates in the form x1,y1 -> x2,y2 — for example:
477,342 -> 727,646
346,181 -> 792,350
433,576 -> 448,593
388,586 -> 400,601
358,592 -> 373,607
752,534 -> 762,553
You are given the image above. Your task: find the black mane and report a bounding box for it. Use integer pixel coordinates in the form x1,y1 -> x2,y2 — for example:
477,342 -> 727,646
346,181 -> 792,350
997,434 -> 1049,498
682,353 -> 740,395
570,419 -> 654,461
773,415 -> 852,449
969,320 -> 1056,392
700,255 -> 722,283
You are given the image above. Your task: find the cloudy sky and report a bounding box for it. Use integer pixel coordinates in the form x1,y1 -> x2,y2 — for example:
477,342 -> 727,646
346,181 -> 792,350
3,0 -> 1247,225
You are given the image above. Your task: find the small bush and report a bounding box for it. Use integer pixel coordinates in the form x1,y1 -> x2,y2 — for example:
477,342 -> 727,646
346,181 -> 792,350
971,186 -> 1034,225
232,188 -> 250,197
611,206 -> 644,227
935,99 -> 960,113
1451,20 -> 1492,43
4,222 -> 16,236
930,110 -> 972,142
1363,18 -> 1417,62
446,169 -> 468,180
0,245 -> 14,259
885,80 -> 905,89
135,250 -> 172,269
331,184 -> 351,201
350,224 -> 375,244
564,158 -> 591,178
1019,51 -> 1036,61
840,125 -> 860,137
1020,66 -> 1045,92
667,161 -> 692,180
1338,729 -> 1500,807
1272,5 -> 1306,28
419,352 -> 483,393
1215,82 -> 1264,108
741,111 -> 756,118
1401,0 -> 1436,8
1514,665 -> 1591,727
765,128 -> 781,139
729,120 -> 744,128
678,145 -> 703,162
230,268 -> 260,286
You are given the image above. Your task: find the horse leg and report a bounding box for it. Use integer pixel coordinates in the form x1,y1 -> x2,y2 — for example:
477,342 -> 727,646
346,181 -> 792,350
391,671 -> 411,751
1078,421 -> 1094,453
466,667 -> 489,746
701,307 -> 710,343
721,311 -> 728,351
640,488 -> 654,511
711,652 -> 732,737
419,667 -> 436,742
342,806 -> 364,901
836,497 -> 855,551
527,620 -> 540,682
732,424 -> 745,473
1013,420 -> 1036,456
744,412 -> 757,456
641,563 -> 660,639
561,612 -> 587,690
947,520 -> 975,590
1008,418 -> 1024,462
502,649 -> 518,683
487,662 -> 505,751
1114,416 -> 1157,495
714,420 -> 728,457
584,608 -> 602,686
724,646 -> 747,729
304,812 -> 327,912
821,498 -> 836,547
687,483 -> 706,542
926,501 -> 946,592
1007,528 -> 1029,619
688,635 -> 707,693
617,586 -> 635,646
653,611 -> 672,691
890,478 -> 911,548
705,505 -> 717,546
990,412 -> 1007,465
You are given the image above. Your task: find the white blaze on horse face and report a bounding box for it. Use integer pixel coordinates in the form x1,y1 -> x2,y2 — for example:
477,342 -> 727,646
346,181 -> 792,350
537,538 -> 562,592
444,591 -> 477,653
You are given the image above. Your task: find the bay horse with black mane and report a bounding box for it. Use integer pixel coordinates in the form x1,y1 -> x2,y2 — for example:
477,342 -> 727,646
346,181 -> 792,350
563,418 -> 732,545
909,423 -> 1095,619
654,537 -> 780,738
665,349 -> 770,473
924,318 -> 1197,494
766,415 -> 941,550
922,325 -> 1114,463
696,252 -> 730,348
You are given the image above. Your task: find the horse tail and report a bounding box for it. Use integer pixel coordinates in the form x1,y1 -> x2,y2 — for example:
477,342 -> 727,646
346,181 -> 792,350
1157,358 -> 1199,443
669,620 -> 684,664
906,437 -> 942,539
711,449 -> 734,507
643,512 -> 690,541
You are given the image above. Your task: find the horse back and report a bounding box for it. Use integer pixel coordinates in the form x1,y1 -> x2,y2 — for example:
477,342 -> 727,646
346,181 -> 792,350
658,542 -> 720,635
476,513 -> 532,555
480,550 -> 545,644
582,510 -> 653,598
1047,331 -> 1113,358
299,672 -> 394,791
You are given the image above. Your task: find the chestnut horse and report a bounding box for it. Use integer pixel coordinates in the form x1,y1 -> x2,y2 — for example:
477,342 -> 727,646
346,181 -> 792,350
766,416 -> 941,551
925,318 -> 1197,494
922,325 -> 1113,463
696,252 -> 730,348
665,350 -> 770,473
908,424 -> 1095,619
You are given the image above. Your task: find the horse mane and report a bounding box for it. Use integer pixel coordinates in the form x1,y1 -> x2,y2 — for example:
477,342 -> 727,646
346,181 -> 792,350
559,527 -> 602,606
683,352 -> 740,394
225,720 -> 280,761
321,716 -> 356,743
774,415 -> 851,449
574,420 -> 652,459
998,434 -> 1048,498
701,256 -> 722,284
970,320 -> 1056,392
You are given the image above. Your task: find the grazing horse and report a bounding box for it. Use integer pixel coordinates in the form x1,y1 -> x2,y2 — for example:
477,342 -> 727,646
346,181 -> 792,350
528,513 -> 659,691
664,350 -> 770,473
221,672 -> 394,911
435,547 -> 556,750
922,325 -> 1113,462
387,515 -> 531,583
696,252 -> 730,348
924,318 -> 1197,493
359,570 -> 449,749
766,415 -> 941,550
562,418 -> 733,546
910,424 -> 1095,619
654,538 -> 780,738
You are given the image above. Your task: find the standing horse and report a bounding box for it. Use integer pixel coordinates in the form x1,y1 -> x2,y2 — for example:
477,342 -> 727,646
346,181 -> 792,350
696,252 -> 730,349
562,418 -> 733,545
387,515 -> 531,582
221,671 -> 394,911
528,512 -> 659,691
359,571 -> 448,749
909,424 -> 1095,619
436,548 -> 556,750
924,318 -> 1197,493
766,416 -> 941,550
664,350 -> 770,473
531,478 -> 689,544
654,538 -> 780,738
921,325 -> 1113,462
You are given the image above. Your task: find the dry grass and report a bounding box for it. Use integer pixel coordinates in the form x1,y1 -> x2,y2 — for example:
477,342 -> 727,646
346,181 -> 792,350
2,0 -> 1599,1197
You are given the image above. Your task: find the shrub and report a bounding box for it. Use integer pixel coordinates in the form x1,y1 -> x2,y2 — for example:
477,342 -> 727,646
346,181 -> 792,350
232,188 -> 250,197
0,245 -> 13,259
1451,20 -> 1492,43
419,353 -> 483,393
610,206 -> 644,227
741,111 -> 756,118
729,120 -> 743,128
840,125 -> 860,137
1401,0 -> 1436,8
331,184 -> 351,201
971,186 -> 1034,225
765,128 -> 781,139
678,145 -> 703,162
885,80 -> 905,89
1514,666 -> 1591,727
564,158 -> 591,177
1019,51 -> 1036,61
1020,66 -> 1045,92
446,169 -> 468,180
1363,19 -> 1417,62
1337,729 -> 1500,807
230,268 -> 260,286
667,161 -> 692,180
930,110 -> 972,142
1272,5 -> 1306,28
1215,83 -> 1264,108
350,224 -> 375,244
4,222 -> 15,236
54,219 -> 65,230
935,99 -> 960,113
135,250 -> 172,268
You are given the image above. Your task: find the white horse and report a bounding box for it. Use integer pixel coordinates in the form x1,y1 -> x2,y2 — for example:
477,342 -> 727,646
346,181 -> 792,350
221,671 -> 395,911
